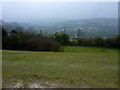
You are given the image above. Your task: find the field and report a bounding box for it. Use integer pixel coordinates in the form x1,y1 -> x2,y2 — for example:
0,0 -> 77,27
2,46 -> 118,88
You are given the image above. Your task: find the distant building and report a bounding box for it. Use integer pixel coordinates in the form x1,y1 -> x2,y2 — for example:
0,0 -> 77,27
61,29 -> 66,34
77,27 -> 82,38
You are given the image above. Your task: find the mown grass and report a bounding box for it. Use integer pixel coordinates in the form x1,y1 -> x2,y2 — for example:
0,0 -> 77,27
2,46 -> 118,88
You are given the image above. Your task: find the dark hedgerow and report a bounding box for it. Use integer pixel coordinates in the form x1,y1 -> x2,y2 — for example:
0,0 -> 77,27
2,28 -> 61,52
25,37 -> 61,52
2,28 -> 120,50
77,36 -> 120,48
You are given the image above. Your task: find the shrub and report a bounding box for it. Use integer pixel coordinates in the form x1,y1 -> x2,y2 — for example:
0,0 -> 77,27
77,37 -> 118,48
94,38 -> 105,47
53,33 -> 69,45
2,28 -> 8,49
69,41 -> 78,46
25,37 -> 61,52
6,34 -> 21,50
2,29 -> 62,52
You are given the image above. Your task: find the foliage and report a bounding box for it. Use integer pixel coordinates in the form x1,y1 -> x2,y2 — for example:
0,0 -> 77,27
2,27 -> 119,50
2,28 -> 8,39
25,37 -> 61,52
10,30 -> 18,35
53,32 -> 69,45
77,36 -> 120,48
2,28 -> 61,52
2,28 -> 8,49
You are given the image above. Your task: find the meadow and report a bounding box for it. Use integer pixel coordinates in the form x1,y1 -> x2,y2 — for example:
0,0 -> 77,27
2,46 -> 118,88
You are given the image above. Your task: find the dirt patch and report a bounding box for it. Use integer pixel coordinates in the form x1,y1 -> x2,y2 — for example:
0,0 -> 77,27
4,79 -> 23,88
45,81 -> 58,88
13,80 -> 23,88
29,82 -> 45,88
3,76 -> 59,88
28,81 -> 58,88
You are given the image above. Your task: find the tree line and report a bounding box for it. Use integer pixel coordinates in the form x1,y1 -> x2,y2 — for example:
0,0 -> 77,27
2,28 -> 61,52
69,36 -> 120,48
52,32 -> 120,48
2,27 -> 120,52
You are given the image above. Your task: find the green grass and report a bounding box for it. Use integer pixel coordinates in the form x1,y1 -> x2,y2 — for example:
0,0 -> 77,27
2,46 -> 118,88
63,46 -> 117,53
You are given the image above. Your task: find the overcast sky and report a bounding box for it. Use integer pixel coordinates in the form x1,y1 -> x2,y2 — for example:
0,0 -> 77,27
1,2 -> 118,22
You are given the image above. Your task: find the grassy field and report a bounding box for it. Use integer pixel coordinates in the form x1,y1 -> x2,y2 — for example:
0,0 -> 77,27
2,46 -> 118,88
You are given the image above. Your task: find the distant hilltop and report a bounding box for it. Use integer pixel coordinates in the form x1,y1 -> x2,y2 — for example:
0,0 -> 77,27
1,18 -> 118,38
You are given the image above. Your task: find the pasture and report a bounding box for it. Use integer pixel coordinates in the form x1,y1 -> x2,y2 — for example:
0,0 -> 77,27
2,46 -> 118,88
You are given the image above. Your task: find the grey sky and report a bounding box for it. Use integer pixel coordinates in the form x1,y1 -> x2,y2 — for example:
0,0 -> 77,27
1,2 -> 118,22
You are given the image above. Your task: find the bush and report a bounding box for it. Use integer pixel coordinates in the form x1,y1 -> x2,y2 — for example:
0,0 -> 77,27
25,37 -> 61,52
115,35 -> 120,48
53,33 -> 69,45
2,28 -> 8,49
94,38 -> 105,47
77,36 -> 119,48
6,34 -> 21,50
2,27 -> 119,50
69,40 -> 78,46
2,29 -> 62,52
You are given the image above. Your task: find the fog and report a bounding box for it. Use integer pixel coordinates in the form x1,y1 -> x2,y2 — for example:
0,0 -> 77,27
1,2 -> 118,23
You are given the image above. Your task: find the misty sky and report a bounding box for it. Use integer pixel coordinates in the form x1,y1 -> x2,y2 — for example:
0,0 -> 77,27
1,2 -> 118,22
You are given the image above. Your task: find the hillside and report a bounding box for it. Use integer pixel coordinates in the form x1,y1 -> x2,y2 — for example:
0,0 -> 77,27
1,18 -> 118,38
2,46 -> 118,88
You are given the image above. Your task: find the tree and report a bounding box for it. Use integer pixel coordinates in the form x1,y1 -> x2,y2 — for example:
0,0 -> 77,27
94,38 -> 105,47
2,28 -> 7,39
62,34 -> 69,45
115,35 -> 120,48
10,30 -> 18,35
53,33 -> 69,45
6,34 -> 21,50
2,28 -> 8,49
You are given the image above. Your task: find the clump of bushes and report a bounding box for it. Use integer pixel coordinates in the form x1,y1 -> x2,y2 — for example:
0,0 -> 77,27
69,40 -> 78,46
2,28 -> 61,52
77,36 -> 120,48
53,32 -> 69,45
25,37 -> 61,52
2,27 -> 120,50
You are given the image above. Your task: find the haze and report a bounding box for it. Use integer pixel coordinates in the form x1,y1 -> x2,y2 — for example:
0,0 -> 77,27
1,2 -> 118,23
